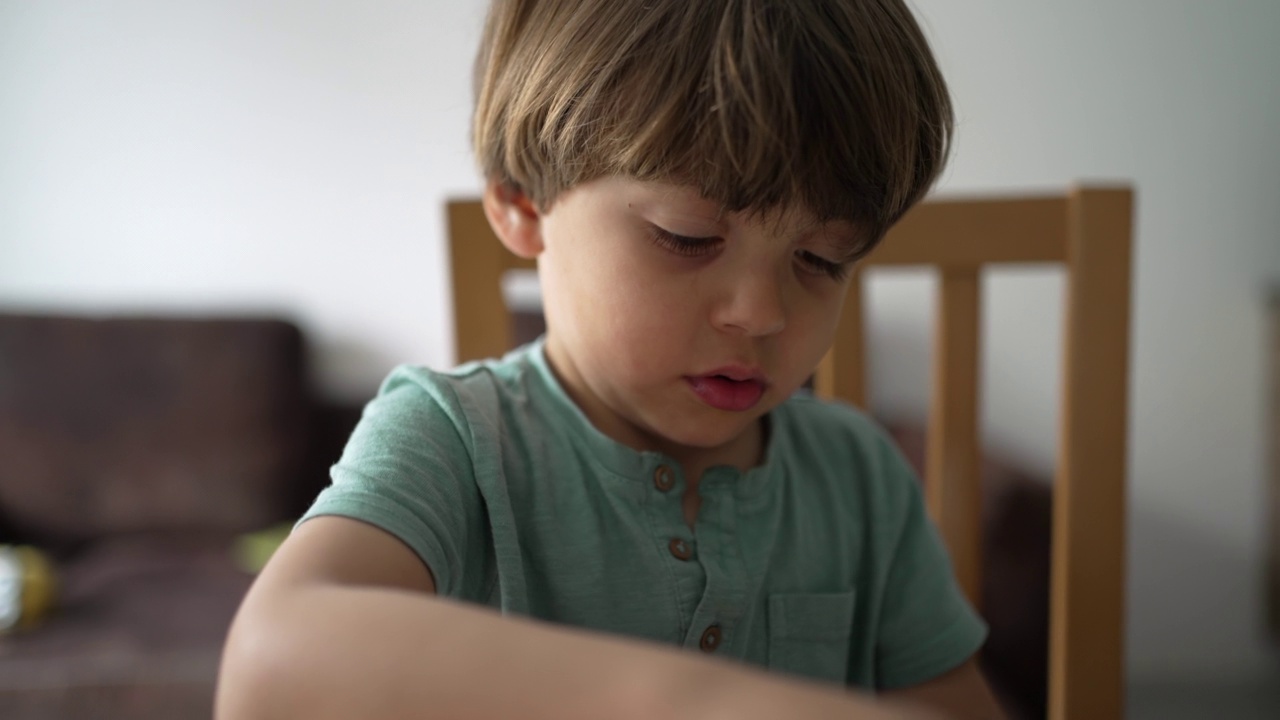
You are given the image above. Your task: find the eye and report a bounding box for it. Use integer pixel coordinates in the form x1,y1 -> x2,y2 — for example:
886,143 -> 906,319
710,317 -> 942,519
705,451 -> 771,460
650,226 -> 720,257
796,250 -> 851,282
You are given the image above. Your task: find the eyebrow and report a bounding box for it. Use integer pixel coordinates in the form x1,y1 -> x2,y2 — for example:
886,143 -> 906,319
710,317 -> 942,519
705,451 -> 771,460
836,234 -> 875,262
638,185 -> 872,259
630,189 -> 726,223
803,225 -> 871,263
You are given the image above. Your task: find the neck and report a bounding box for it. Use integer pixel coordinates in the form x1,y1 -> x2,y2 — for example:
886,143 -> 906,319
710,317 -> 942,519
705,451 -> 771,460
542,338 -> 767,480
672,418 -> 766,487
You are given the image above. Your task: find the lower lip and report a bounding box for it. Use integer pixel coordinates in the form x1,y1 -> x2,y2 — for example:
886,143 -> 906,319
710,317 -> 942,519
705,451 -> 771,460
686,376 -> 766,412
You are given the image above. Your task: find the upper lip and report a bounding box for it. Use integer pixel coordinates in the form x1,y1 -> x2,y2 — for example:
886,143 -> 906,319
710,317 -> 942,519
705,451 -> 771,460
695,365 -> 768,384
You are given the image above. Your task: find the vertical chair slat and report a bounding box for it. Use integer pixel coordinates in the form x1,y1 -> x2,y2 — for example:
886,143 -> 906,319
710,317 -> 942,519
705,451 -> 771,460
815,271 -> 867,408
1048,187 -> 1133,720
448,201 -> 511,364
926,267 -> 985,607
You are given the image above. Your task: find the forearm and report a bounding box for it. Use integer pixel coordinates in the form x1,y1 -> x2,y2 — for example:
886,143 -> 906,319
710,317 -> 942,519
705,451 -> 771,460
217,584 -> 932,720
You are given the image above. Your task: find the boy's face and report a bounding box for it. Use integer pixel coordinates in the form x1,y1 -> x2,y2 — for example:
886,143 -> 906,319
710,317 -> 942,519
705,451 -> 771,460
487,176 -> 861,471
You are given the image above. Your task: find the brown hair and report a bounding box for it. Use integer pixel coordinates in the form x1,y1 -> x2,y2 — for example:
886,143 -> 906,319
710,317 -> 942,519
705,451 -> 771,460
473,0 -> 952,249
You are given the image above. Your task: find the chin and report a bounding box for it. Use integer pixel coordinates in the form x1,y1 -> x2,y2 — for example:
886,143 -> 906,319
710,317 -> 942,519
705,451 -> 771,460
657,415 -> 759,450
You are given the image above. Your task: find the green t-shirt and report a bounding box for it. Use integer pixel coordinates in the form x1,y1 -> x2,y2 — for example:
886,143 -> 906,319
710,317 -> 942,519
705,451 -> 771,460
300,339 -> 986,689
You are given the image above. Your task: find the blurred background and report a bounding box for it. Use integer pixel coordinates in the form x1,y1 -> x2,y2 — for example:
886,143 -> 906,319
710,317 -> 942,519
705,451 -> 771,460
1,1 -> 1278,718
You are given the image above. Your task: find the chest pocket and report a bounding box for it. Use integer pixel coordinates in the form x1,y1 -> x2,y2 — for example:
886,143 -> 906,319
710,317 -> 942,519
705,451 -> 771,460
766,591 -> 856,684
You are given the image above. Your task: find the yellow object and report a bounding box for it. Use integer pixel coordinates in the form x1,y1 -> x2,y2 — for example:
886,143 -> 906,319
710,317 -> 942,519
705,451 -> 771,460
0,545 -> 57,633
233,523 -> 293,574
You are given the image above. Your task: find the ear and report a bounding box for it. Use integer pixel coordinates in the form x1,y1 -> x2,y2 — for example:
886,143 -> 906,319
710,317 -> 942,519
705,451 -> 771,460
482,181 -> 544,259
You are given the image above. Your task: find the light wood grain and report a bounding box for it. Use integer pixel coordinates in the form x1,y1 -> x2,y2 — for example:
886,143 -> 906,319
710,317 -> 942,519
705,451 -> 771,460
926,268 -> 984,607
868,196 -> 1069,267
814,271 -> 867,408
1048,187 -> 1133,720
447,200 -> 534,363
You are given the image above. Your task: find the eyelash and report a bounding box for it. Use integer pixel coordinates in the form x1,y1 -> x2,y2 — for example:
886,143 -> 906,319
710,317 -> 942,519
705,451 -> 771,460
649,226 -> 851,282
649,227 -> 718,257
798,251 -> 851,282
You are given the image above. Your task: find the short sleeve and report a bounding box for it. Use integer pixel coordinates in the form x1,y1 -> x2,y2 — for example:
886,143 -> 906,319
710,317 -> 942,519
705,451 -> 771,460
872,438 -> 988,689
298,367 -> 488,597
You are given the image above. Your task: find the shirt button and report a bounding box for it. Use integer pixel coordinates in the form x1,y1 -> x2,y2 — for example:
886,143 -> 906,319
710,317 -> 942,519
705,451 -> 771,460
699,625 -> 722,653
668,538 -> 693,561
653,465 -> 675,492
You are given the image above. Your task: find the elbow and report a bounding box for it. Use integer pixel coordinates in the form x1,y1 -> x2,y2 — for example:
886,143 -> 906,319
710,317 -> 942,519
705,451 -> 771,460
215,598 -> 297,720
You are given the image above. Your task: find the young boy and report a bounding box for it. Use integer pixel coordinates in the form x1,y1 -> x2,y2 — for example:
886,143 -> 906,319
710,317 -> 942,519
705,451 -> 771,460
218,1 -> 1004,718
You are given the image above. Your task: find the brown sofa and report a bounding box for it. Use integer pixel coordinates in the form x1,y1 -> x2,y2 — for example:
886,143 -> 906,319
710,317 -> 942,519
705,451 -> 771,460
0,311 -> 1052,719
0,313 -> 356,719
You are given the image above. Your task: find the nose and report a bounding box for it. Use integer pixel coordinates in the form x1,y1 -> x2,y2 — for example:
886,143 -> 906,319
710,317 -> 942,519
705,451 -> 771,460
711,267 -> 787,337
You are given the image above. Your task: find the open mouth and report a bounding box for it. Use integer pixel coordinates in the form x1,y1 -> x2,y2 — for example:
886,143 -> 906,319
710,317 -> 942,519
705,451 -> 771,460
686,374 -> 766,412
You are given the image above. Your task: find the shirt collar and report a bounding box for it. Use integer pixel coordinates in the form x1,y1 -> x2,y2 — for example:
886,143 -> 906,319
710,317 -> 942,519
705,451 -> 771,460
522,336 -> 785,496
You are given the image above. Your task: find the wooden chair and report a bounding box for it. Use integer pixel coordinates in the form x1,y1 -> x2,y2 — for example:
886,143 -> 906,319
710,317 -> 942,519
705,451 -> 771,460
447,186 -> 1134,720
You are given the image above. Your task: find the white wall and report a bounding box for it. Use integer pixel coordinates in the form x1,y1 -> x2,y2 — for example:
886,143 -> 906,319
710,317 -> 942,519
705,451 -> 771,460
2,0 -> 1277,684
0,0 -> 487,399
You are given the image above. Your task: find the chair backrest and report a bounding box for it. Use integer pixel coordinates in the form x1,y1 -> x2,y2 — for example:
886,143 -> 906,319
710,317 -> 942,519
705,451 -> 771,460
447,186 -> 1134,720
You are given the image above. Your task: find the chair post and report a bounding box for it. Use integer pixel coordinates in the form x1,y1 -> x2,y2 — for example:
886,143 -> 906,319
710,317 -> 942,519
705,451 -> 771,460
926,267 -> 985,607
448,200 -> 514,364
815,271 -> 867,407
1049,187 -> 1134,720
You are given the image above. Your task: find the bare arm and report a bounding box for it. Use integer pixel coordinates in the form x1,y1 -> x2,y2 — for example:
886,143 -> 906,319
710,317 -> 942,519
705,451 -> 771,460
216,517 -> 940,720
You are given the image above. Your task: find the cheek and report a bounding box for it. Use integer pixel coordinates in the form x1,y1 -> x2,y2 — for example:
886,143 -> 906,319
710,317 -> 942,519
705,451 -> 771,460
599,273 -> 693,358
813,298 -> 845,348
547,247 -> 688,348
585,245 -> 684,317
781,295 -> 846,372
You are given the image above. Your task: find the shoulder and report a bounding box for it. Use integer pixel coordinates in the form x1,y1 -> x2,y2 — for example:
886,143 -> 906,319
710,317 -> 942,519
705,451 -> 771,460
366,345 -> 540,445
776,392 -> 882,445
773,393 -> 922,516
776,394 -> 911,479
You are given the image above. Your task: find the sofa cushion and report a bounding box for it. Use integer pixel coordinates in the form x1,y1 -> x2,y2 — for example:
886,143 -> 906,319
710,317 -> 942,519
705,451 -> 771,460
0,314 -> 310,548
0,534 -> 252,719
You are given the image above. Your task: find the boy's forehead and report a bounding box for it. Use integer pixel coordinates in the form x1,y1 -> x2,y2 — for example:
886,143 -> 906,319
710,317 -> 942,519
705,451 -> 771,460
626,179 -> 862,241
